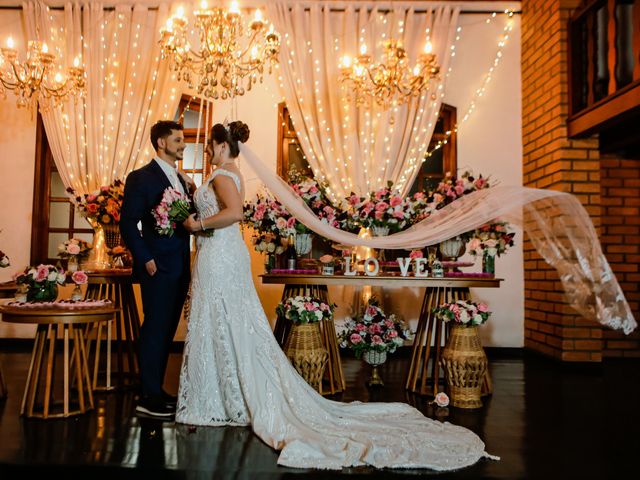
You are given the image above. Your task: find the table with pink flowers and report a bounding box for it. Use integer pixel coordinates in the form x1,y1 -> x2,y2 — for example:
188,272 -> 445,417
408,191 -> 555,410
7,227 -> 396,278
261,273 -> 502,397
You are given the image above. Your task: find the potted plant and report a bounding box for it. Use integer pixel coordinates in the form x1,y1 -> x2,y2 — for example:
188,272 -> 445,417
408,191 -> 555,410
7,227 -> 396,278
15,264 -> 66,302
57,238 -> 92,272
276,296 -> 335,393
433,300 -> 492,408
70,270 -> 89,301
339,298 -> 412,386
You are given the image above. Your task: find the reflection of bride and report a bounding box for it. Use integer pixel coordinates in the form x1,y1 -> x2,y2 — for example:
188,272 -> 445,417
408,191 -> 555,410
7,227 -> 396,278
176,120 -> 497,471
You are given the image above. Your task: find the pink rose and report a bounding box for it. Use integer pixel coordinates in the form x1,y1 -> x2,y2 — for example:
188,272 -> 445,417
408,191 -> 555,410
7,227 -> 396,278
286,217 -> 296,229
71,270 -> 88,285
35,265 -> 49,282
474,178 -> 487,189
435,392 -> 449,407
384,319 -> 395,328
375,202 -> 389,211
355,324 -> 366,332
372,335 -> 384,345
386,330 -> 398,338
350,333 -> 363,344
393,210 -> 405,219
389,196 -> 403,207
67,243 -> 81,255
477,303 -> 489,313
409,250 -> 423,260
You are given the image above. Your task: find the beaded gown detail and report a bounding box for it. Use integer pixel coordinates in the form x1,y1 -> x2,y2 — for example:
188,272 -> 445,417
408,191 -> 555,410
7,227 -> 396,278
176,168 -> 495,470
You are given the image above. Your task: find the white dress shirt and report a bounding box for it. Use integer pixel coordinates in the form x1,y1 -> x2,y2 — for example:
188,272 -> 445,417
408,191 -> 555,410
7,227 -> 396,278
154,157 -> 185,195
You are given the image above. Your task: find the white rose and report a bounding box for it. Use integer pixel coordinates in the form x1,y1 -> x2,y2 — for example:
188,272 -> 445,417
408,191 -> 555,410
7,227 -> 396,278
276,246 -> 284,255
459,309 -> 469,323
267,242 -> 276,253
314,310 -> 323,321
47,271 -> 58,282
473,314 -> 483,325
57,273 -> 66,284
259,241 -> 268,251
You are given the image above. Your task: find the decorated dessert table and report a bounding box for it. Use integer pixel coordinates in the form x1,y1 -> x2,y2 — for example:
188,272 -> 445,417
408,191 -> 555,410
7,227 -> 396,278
0,301 -> 117,419
261,273 -> 502,398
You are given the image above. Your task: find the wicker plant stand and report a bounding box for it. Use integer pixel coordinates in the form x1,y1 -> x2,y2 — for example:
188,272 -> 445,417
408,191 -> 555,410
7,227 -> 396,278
283,323 -> 328,394
440,324 -> 488,409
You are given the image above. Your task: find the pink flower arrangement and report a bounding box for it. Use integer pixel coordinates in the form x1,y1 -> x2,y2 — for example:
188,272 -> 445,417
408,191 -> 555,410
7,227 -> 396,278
432,300 -> 491,326
276,295 -> 335,324
343,182 -> 414,233
434,392 -> 450,407
57,238 -> 92,259
339,299 -> 412,358
151,187 -> 194,236
466,221 -> 516,257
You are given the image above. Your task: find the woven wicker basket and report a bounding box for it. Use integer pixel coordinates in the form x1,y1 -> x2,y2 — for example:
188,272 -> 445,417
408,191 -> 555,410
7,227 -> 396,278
284,323 -> 328,393
440,324 -> 488,409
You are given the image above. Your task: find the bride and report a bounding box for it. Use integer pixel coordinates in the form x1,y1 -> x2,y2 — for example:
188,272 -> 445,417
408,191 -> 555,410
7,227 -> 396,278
178,121 -> 497,471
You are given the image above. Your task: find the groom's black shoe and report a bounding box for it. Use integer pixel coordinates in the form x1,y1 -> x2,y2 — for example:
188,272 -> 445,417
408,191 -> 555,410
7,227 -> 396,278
161,390 -> 178,408
136,395 -> 175,420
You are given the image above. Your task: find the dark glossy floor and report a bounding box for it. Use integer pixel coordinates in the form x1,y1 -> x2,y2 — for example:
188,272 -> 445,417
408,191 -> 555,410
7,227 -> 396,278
0,347 -> 638,479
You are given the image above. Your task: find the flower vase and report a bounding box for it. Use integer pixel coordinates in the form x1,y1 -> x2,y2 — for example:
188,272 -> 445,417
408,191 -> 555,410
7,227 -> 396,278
294,233 -> 313,256
371,226 -> 389,266
439,236 -> 466,261
27,283 -> 58,303
283,323 -> 328,393
482,252 -> 496,276
67,257 -> 79,273
440,324 -> 488,408
82,219 -> 110,270
71,284 -> 84,301
363,349 -> 387,387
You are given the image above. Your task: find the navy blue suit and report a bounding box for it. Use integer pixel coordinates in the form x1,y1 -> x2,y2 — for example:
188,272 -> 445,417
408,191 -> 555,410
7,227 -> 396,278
119,160 -> 191,399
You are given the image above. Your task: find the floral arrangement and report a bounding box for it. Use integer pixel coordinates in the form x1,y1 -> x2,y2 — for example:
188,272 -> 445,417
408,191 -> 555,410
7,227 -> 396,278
276,295 -> 335,324
251,231 -> 285,255
339,299 -> 412,358
466,222 -> 515,257
57,238 -> 92,259
0,249 -> 9,268
432,300 -> 491,327
15,264 -> 66,302
151,187 -> 194,236
429,171 -> 491,210
68,179 -> 124,225
343,182 -> 413,234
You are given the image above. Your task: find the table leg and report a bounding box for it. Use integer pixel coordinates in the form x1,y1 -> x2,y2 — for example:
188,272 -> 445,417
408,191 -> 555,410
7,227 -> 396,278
0,357 -> 7,399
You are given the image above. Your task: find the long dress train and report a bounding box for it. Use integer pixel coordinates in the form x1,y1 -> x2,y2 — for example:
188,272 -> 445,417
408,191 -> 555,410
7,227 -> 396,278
176,168 -> 497,470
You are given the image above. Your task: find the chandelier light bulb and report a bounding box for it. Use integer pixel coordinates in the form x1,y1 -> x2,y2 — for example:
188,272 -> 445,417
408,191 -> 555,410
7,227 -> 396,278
54,72 -> 63,83
6,36 -> 14,49
360,44 -> 367,55
176,6 -> 185,18
42,43 -> 49,53
200,1 -> 208,9
424,41 -> 433,54
254,8 -> 262,22
229,1 -> 240,15
341,55 -> 352,68
73,56 -> 80,68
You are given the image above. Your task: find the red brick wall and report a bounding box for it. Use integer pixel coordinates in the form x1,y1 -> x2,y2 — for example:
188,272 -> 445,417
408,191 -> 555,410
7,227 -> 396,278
521,0 -> 604,361
600,156 -> 640,357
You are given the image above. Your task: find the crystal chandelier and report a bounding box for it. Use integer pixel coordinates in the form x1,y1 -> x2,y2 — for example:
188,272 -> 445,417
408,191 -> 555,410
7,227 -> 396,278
339,39 -> 440,110
160,1 -> 281,100
0,37 -> 85,111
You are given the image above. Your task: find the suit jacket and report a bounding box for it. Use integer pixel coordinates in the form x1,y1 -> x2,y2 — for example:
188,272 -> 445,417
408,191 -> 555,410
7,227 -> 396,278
119,160 -> 191,280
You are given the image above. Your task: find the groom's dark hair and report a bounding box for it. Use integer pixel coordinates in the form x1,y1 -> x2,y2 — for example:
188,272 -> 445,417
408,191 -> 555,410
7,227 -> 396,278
150,120 -> 183,151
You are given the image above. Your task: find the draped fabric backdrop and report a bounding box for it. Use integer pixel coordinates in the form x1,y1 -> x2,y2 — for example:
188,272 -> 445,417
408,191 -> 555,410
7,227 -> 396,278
23,1 -> 181,194
268,1 -> 459,199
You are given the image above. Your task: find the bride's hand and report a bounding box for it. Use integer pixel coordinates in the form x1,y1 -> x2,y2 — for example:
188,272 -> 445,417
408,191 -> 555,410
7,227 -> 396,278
183,213 -> 199,233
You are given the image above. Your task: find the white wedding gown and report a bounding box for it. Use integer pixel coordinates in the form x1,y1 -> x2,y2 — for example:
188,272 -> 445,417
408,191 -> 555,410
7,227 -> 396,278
176,168 -> 497,470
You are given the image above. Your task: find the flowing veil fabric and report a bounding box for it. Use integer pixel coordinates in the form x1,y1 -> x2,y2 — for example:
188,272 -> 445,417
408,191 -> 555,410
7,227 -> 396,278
239,143 -> 636,334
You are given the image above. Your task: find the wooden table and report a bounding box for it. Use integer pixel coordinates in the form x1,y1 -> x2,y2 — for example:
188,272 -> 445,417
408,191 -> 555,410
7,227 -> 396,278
261,274 -> 501,397
82,269 -> 141,392
0,282 -> 17,399
0,304 -> 117,418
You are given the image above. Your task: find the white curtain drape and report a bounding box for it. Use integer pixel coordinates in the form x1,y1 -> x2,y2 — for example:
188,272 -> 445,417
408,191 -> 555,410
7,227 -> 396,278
240,142 -> 637,335
23,1 -> 181,194
268,1 -> 459,199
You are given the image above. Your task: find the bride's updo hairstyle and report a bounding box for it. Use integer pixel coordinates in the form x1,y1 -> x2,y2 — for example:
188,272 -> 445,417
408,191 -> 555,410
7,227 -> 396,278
211,121 -> 250,158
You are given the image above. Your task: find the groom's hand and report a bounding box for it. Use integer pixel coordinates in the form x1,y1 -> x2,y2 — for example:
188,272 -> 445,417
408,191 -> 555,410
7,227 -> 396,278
145,259 -> 158,276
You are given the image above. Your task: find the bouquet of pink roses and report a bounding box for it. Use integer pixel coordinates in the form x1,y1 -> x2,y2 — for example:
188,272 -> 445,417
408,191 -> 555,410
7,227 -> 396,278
276,295 -> 335,324
151,187 -> 194,236
432,300 -> 491,326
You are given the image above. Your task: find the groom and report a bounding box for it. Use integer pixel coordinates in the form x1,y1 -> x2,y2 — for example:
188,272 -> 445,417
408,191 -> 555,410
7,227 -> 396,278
120,120 -> 195,419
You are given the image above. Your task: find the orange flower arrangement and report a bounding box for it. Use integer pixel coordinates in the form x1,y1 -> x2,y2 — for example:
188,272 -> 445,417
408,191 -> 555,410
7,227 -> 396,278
67,180 -> 124,225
